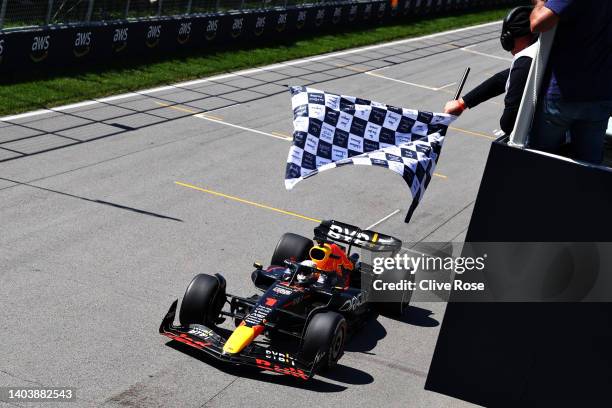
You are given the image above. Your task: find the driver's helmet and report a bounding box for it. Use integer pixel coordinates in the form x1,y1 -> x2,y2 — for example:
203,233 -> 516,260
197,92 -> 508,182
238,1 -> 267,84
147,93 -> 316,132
296,260 -> 316,283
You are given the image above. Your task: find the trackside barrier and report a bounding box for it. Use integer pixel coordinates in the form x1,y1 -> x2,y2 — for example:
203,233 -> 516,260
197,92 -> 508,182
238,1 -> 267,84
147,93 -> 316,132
0,0 -> 519,74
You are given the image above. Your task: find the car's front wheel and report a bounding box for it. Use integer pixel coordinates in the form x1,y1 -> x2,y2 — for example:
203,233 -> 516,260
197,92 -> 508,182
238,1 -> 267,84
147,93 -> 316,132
179,274 -> 226,327
301,311 -> 347,371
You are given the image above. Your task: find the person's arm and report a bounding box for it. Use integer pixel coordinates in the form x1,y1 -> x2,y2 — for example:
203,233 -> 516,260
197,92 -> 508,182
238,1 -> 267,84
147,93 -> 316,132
444,69 -> 509,115
530,0 -> 570,32
500,57 -> 532,135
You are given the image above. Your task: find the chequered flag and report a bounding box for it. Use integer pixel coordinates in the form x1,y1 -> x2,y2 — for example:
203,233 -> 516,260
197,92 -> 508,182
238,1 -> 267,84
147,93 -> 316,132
285,86 -> 457,223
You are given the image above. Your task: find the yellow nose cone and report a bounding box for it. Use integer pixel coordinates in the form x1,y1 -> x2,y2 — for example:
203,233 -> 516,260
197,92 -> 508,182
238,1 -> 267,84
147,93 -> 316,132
223,325 -> 257,354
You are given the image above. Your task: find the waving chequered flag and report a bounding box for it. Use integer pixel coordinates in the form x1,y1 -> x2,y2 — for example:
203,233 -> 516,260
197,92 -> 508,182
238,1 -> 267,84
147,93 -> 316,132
284,86 -> 456,223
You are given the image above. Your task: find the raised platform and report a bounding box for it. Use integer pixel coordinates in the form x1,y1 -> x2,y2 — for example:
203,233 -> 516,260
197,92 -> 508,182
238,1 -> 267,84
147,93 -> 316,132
426,139 -> 612,406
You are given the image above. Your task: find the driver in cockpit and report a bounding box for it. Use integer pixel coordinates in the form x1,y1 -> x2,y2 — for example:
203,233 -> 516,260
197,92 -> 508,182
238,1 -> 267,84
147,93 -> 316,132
295,243 -> 357,288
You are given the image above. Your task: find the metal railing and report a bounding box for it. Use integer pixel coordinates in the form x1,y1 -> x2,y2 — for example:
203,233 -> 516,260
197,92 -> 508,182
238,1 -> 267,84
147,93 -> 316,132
0,0 -> 330,29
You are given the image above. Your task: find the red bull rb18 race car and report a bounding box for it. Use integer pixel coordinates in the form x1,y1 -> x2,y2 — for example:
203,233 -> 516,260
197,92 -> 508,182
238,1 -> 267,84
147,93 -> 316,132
159,220 -> 411,380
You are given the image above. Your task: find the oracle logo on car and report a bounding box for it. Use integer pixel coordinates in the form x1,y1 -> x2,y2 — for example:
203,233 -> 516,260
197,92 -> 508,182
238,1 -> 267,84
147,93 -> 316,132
162,332 -> 211,350
255,359 -> 308,379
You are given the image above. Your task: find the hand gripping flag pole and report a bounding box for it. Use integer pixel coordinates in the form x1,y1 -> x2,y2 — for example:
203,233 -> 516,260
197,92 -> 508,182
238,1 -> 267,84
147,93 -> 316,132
284,79 -> 466,223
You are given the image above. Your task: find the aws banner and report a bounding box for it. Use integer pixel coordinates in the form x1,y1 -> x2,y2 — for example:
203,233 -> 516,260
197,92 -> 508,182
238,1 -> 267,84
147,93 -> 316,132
0,0 -> 518,74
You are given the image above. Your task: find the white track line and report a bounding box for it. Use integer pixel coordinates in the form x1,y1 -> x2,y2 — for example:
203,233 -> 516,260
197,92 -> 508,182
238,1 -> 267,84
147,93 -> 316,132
0,20 -> 501,123
366,71 -> 458,91
460,44 -> 512,62
193,113 -> 292,141
366,209 -> 401,230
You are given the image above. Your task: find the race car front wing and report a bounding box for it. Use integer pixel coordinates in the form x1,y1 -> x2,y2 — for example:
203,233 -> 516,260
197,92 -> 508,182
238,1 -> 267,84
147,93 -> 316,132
159,300 -> 317,380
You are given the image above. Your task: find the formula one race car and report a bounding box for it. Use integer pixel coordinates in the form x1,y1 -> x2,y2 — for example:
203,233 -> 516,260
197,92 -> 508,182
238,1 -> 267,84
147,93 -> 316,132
159,220 -> 411,380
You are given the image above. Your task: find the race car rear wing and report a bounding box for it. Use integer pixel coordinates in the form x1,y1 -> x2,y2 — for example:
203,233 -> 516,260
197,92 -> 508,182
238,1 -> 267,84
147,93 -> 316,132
314,220 -> 402,254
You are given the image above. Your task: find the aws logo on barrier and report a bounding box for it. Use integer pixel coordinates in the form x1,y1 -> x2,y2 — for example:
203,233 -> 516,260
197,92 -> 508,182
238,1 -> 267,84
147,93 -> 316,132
377,2 -> 386,18
314,9 -> 325,27
73,31 -> 92,58
363,3 -> 373,20
205,19 -> 219,41
231,17 -> 243,38
254,16 -> 266,37
348,5 -> 358,22
146,25 -> 162,48
332,7 -> 342,24
403,0 -> 411,16
0,38 -> 4,64
112,27 -> 128,53
390,0 -> 399,16
177,22 -> 191,44
296,10 -> 307,30
30,35 -> 50,63
276,13 -> 287,32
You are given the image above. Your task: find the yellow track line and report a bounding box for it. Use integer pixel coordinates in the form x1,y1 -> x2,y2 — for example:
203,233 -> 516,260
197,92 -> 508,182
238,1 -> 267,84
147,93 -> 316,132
449,126 -> 496,140
155,101 -> 224,120
271,131 -> 292,138
175,181 -> 322,223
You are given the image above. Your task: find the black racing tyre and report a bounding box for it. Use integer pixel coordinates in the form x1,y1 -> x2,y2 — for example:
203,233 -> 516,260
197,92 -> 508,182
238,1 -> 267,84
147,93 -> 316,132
302,312 -> 347,371
179,274 -> 225,327
372,267 -> 413,317
270,233 -> 313,266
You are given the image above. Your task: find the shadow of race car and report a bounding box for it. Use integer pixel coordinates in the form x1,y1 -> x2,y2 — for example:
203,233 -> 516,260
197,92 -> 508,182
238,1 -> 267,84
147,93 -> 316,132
159,220 -> 412,380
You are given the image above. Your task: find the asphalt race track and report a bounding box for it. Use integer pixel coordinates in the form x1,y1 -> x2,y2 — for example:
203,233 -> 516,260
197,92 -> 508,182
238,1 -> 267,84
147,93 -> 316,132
0,21 -> 510,407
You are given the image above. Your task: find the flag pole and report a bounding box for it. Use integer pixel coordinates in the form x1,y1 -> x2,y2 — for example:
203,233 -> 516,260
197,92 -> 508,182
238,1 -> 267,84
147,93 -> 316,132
453,67 -> 471,101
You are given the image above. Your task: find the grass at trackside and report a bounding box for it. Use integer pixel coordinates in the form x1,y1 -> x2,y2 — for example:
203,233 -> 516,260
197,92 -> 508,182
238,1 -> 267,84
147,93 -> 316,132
0,8 -> 509,116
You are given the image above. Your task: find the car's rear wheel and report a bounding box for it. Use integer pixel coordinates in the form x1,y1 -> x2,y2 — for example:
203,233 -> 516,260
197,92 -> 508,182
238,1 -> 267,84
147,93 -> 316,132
179,274 -> 226,327
372,267 -> 413,317
301,312 -> 347,371
270,233 -> 313,266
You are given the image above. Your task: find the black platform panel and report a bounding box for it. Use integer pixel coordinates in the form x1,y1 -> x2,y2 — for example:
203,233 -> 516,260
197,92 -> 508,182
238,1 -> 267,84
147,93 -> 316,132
425,140 -> 612,407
